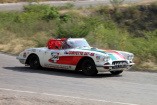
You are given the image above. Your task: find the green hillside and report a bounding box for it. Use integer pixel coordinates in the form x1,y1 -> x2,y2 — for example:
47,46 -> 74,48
0,2 -> 157,71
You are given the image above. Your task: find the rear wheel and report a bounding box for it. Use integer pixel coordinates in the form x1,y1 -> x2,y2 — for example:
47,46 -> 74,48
82,59 -> 98,76
29,55 -> 41,69
110,70 -> 123,75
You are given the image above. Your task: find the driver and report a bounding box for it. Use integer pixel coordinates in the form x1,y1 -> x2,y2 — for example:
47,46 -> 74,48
62,39 -> 76,49
67,40 -> 76,48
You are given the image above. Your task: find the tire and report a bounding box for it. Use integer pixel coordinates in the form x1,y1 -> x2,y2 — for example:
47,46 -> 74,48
82,59 -> 98,76
29,55 -> 41,69
110,70 -> 123,75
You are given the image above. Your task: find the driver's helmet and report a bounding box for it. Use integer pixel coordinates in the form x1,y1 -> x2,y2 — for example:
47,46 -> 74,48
67,40 -> 75,48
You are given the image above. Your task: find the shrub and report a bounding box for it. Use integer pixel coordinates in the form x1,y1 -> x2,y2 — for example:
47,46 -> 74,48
0,11 -> 19,25
86,23 -> 128,49
103,21 -> 117,29
60,14 -> 71,22
33,32 -> 52,47
122,6 -> 140,19
24,4 -> 49,14
112,11 -> 123,22
43,6 -> 60,21
150,4 -> 157,14
97,6 -> 109,15
85,17 -> 102,29
57,20 -> 90,38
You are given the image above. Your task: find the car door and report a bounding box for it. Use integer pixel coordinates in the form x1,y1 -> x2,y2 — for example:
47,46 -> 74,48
43,48 -> 61,68
44,48 -> 75,67
57,49 -> 73,65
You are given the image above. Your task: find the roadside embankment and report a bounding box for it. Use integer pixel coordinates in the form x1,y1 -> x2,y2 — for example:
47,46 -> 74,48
0,1 -> 157,71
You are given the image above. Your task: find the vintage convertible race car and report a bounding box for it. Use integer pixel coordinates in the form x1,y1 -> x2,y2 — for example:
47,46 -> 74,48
17,38 -> 135,76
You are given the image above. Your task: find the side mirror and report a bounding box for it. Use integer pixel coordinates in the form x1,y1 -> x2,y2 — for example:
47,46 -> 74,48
55,46 -> 59,49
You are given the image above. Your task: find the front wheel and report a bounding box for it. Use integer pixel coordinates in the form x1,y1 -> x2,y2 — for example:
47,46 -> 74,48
29,55 -> 41,69
82,59 -> 98,76
110,70 -> 123,75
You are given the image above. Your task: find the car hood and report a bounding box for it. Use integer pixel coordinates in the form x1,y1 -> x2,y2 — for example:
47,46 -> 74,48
78,48 -> 126,61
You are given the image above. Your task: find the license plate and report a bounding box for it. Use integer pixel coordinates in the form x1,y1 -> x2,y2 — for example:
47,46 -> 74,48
121,68 -> 127,70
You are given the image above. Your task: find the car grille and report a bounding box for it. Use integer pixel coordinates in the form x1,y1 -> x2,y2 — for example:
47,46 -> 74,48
112,61 -> 128,69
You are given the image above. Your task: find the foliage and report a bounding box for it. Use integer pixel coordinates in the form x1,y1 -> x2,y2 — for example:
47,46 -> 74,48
24,4 -> 49,13
32,32 -> 52,47
0,3 -> 157,70
97,6 -> 110,15
110,0 -> 125,10
42,6 -> 60,21
87,24 -> 128,50
60,14 -> 71,22
112,11 -> 123,23
57,3 -> 75,10
0,0 -> 61,3
57,19 -> 90,38
64,3 -> 75,9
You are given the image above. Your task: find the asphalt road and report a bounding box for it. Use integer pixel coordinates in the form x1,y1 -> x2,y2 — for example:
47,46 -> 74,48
0,0 -> 157,11
0,52 -> 157,105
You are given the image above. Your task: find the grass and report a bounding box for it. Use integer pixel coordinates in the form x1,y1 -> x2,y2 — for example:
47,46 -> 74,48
0,2 -> 157,71
0,0 -> 60,3
0,0 -> 81,3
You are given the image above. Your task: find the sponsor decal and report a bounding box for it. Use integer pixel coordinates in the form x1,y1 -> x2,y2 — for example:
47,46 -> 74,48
44,64 -> 70,69
32,49 -> 36,52
64,51 -> 69,54
90,53 -> 95,56
51,53 -> 59,60
26,49 -> 31,51
64,51 -> 95,56
49,53 -> 59,63
96,56 -> 101,60
96,54 -> 101,60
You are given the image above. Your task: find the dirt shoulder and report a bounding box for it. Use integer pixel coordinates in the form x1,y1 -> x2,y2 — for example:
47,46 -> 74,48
0,92 -> 106,105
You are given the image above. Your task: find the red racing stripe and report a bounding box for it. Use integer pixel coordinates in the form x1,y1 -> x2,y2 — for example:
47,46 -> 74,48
49,56 -> 84,65
105,50 -> 125,60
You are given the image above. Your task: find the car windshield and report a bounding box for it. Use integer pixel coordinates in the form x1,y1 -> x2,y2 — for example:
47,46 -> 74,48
61,39 -> 90,49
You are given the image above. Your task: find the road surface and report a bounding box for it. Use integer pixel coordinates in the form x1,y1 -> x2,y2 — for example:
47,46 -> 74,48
0,52 -> 157,105
0,0 -> 157,11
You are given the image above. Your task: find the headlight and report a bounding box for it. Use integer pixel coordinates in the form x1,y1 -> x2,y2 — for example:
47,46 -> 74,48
103,56 -> 110,62
127,54 -> 134,60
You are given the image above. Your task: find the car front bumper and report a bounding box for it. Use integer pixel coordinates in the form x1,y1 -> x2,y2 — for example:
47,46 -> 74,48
96,63 -> 135,72
16,57 -> 26,64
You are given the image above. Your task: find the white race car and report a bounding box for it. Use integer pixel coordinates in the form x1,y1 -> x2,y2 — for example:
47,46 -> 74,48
17,38 -> 135,76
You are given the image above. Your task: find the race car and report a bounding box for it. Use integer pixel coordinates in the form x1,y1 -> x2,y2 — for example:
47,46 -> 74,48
17,38 -> 135,76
